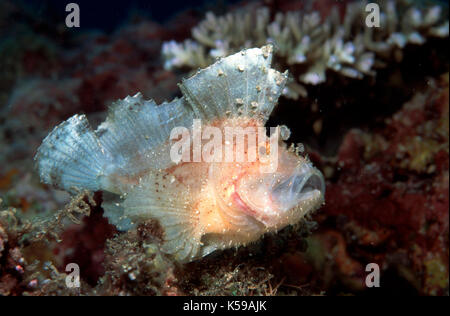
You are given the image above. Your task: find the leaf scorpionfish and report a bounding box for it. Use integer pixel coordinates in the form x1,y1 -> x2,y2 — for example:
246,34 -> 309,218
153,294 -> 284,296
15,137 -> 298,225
35,45 -> 325,262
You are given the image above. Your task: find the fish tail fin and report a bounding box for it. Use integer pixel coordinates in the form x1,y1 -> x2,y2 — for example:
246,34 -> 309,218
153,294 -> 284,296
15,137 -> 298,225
34,114 -> 112,193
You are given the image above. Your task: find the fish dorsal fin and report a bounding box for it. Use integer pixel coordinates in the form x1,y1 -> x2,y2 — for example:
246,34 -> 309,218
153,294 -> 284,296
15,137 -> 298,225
96,93 -> 194,173
123,169 -> 203,262
35,46 -> 286,195
179,45 -> 288,123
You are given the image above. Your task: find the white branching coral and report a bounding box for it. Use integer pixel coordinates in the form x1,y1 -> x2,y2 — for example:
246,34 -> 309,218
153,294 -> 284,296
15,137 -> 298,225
161,40 -> 207,70
162,0 -> 449,98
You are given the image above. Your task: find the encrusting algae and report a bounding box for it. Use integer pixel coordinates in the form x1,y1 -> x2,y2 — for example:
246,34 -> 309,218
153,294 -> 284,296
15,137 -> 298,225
34,45 -> 325,263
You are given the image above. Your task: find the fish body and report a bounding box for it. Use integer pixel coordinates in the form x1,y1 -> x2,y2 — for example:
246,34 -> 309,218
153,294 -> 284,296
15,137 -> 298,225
35,45 -> 325,262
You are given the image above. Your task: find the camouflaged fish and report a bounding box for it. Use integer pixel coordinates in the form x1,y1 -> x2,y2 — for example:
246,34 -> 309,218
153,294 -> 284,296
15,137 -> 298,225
35,45 -> 325,262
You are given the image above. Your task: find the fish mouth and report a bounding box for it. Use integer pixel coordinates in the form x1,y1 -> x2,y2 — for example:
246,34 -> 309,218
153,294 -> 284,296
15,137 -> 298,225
229,163 -> 325,228
296,172 -> 325,195
272,165 -> 325,211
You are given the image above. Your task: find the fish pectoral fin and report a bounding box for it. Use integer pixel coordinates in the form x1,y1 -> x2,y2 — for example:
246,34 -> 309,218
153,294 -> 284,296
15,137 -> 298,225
123,170 -> 203,263
159,213 -> 203,263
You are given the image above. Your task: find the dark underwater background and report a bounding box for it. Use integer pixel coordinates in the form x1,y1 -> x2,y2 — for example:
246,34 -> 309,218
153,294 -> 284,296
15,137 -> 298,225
0,0 -> 448,296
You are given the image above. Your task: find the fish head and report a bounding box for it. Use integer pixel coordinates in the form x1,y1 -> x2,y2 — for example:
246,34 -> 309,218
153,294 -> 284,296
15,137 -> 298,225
229,145 -> 325,230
